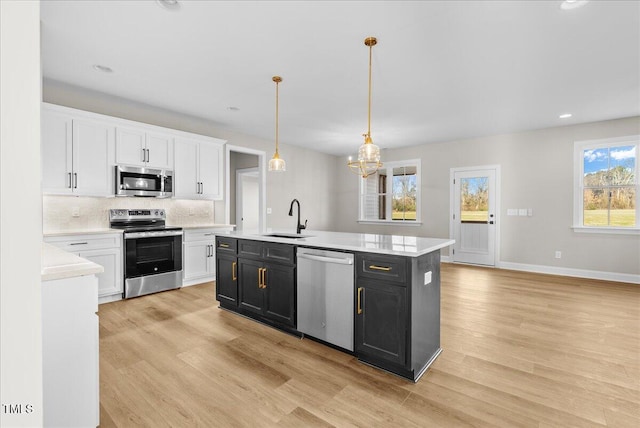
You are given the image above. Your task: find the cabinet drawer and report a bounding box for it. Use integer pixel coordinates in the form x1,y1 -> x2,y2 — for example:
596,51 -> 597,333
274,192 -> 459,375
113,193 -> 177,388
238,240 -> 262,257
356,253 -> 407,285
45,233 -> 122,252
216,237 -> 237,254
184,229 -> 218,242
263,242 -> 295,265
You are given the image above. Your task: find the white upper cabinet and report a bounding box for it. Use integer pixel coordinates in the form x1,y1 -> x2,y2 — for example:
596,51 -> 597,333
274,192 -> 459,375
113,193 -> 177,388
174,136 -> 224,200
115,126 -> 173,170
42,103 -> 225,199
42,106 -> 115,197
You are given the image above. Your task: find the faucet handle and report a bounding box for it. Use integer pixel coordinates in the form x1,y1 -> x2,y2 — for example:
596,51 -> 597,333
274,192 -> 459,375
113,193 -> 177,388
301,219 -> 308,230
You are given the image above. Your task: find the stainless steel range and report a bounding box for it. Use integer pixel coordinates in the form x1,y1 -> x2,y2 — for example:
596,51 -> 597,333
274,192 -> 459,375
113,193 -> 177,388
109,209 -> 183,299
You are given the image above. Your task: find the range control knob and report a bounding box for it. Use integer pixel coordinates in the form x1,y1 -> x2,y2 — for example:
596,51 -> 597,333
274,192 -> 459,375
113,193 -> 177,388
159,210 -> 165,217
154,210 -> 159,216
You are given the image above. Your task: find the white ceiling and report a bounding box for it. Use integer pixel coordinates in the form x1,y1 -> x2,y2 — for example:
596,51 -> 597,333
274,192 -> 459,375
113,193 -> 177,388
41,0 -> 640,156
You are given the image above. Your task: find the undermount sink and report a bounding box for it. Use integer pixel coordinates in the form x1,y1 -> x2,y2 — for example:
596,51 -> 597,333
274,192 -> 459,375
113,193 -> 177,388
262,233 -> 314,239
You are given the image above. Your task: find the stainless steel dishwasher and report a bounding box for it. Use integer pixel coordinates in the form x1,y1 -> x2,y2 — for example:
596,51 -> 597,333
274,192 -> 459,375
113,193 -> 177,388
297,248 -> 354,351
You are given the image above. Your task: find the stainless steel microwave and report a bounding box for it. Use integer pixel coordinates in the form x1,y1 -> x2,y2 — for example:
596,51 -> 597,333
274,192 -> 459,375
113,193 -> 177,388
115,165 -> 173,198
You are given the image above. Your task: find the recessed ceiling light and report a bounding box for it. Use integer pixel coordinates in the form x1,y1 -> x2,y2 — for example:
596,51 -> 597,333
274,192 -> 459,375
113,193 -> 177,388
559,113 -> 573,119
561,1 -> 589,10
227,106 -> 240,112
92,64 -> 113,73
156,0 -> 180,11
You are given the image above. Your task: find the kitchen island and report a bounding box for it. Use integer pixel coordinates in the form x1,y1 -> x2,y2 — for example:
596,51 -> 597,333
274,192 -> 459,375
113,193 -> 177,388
215,230 -> 454,382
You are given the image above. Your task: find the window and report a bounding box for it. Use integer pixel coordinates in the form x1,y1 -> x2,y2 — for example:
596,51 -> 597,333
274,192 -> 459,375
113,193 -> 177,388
359,160 -> 421,224
574,136 -> 639,232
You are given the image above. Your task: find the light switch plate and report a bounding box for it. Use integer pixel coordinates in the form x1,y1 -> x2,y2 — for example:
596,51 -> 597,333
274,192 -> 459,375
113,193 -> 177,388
518,209 -> 528,216
424,271 -> 432,285
507,209 -> 517,216
267,208 -> 272,214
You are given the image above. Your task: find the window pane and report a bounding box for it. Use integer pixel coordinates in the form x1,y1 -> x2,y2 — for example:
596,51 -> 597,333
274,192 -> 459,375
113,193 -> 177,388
610,187 -> 636,227
392,166 -> 416,221
460,177 -> 488,222
583,147 -> 610,185
609,145 -> 636,185
583,188 -> 609,226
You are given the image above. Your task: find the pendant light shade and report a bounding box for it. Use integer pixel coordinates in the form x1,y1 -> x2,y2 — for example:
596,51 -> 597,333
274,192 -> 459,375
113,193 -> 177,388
348,36 -> 382,178
268,76 -> 286,172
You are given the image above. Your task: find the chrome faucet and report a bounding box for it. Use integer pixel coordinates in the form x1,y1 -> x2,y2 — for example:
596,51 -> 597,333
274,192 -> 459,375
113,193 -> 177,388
288,199 -> 307,234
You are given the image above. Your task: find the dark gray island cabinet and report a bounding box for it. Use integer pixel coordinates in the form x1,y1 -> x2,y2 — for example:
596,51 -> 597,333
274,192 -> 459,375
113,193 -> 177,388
214,231 -> 453,382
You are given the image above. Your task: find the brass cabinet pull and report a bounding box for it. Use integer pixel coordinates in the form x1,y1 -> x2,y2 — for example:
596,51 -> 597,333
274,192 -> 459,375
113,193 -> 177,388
232,262 -> 237,281
261,268 -> 267,289
369,265 -> 391,272
220,243 -> 229,248
357,287 -> 363,314
258,268 -> 263,288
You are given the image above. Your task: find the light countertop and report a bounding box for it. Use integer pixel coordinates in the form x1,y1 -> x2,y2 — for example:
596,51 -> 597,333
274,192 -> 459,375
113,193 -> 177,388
41,243 -> 104,281
43,224 -> 234,237
219,230 -> 454,257
43,228 -> 123,237
178,224 -> 235,230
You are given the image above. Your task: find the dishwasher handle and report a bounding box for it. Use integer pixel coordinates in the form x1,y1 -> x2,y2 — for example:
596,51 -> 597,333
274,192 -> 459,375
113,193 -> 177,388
297,253 -> 353,265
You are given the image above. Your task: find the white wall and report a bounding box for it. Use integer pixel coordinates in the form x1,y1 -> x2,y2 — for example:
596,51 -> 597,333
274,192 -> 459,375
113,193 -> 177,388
0,1 -> 43,425
43,80 -> 339,233
334,117 -> 640,279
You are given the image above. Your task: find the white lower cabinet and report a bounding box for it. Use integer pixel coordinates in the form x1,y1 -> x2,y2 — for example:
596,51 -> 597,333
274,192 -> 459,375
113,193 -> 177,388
45,233 -> 123,303
182,228 -> 223,286
42,273 -> 99,428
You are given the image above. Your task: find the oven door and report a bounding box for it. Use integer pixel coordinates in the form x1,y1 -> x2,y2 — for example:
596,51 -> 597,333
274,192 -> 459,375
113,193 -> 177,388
124,233 -> 183,279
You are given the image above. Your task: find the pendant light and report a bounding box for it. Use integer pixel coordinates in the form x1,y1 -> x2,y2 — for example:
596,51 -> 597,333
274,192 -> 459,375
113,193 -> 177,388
268,76 -> 286,172
348,36 -> 382,178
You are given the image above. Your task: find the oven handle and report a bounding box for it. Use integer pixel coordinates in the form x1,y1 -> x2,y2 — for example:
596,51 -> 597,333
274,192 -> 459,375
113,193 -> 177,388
124,231 -> 183,239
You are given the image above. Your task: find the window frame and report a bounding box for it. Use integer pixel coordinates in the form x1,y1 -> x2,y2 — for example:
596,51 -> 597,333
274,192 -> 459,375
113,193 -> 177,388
358,159 -> 422,226
573,135 -> 639,235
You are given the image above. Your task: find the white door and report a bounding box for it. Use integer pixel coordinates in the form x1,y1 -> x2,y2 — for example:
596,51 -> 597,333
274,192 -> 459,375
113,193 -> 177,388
183,241 -> 211,281
199,142 -> 222,199
236,169 -> 260,233
115,126 -> 146,166
145,132 -> 173,169
174,137 -> 200,198
73,118 -> 114,196
451,167 -> 498,266
42,109 -> 73,194
80,248 -> 122,297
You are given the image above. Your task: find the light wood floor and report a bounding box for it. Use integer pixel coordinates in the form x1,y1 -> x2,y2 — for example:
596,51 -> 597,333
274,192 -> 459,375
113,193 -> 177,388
98,264 -> 640,427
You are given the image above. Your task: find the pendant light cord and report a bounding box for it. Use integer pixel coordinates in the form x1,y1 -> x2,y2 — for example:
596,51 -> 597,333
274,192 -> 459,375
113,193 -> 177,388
275,79 -> 280,155
367,41 -> 372,138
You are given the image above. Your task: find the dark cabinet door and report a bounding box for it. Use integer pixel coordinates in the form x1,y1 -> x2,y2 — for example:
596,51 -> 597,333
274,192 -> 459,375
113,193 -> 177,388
263,263 -> 295,327
216,254 -> 237,305
238,258 -> 263,315
355,278 -> 407,367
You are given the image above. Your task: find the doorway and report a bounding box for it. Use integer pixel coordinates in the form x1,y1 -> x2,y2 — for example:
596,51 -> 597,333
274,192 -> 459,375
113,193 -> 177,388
450,165 -> 500,266
236,168 -> 259,233
225,146 -> 266,233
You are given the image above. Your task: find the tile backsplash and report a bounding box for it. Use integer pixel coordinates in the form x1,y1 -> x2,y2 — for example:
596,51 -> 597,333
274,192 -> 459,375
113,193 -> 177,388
43,196 -> 216,232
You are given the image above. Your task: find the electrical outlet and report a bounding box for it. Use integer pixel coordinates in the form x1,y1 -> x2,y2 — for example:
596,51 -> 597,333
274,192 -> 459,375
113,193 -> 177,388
189,207 -> 194,216
71,207 -> 80,217
555,251 -> 562,259
267,208 -> 272,214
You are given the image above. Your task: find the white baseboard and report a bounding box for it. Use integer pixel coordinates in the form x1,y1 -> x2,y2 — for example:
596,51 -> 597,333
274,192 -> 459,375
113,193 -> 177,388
497,261 -> 639,284
441,257 -> 638,284
182,276 -> 215,287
